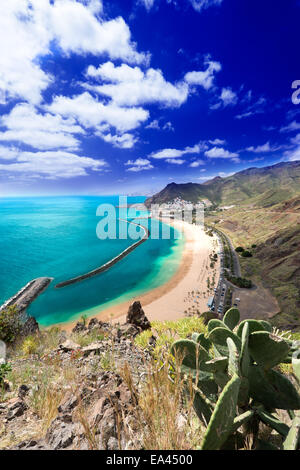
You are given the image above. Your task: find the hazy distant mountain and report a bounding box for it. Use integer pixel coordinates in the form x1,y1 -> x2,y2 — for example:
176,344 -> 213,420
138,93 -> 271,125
145,161 -> 300,208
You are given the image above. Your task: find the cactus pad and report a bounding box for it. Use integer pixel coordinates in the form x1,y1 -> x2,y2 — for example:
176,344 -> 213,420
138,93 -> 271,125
223,307 -> 240,330
248,331 -> 290,369
201,374 -> 241,450
208,327 -> 241,357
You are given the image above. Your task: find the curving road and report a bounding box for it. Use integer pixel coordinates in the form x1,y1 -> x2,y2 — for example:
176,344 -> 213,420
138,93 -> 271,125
221,230 -> 241,278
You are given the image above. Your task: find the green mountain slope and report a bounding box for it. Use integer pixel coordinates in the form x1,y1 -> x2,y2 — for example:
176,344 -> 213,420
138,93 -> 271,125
205,198 -> 300,329
145,161 -> 300,208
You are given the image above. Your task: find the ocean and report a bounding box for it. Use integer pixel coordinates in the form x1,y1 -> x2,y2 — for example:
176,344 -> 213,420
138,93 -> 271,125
0,196 -> 184,326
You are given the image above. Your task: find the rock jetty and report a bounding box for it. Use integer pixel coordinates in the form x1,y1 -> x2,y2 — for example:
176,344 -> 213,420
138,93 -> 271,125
0,277 -> 53,314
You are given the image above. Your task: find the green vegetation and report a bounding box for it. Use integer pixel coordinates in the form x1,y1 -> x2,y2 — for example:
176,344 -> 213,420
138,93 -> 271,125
235,247 -> 244,253
171,307 -> 300,450
1,308 -> 300,450
135,317 -> 206,358
224,287 -> 233,310
145,161 -> 300,208
241,250 -> 253,258
0,363 -> 12,386
0,305 -> 21,343
22,336 -> 39,356
205,195 -> 300,329
225,274 -> 252,289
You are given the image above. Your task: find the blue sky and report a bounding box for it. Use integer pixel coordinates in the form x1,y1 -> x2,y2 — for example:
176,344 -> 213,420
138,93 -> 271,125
0,0 -> 299,196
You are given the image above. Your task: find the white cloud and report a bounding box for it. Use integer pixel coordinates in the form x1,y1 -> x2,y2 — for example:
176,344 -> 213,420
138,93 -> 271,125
46,0 -> 147,64
209,138 -> 226,146
246,142 -> 279,153
150,143 -> 206,160
166,158 -> 185,165
284,146 -> 300,162
145,119 -> 174,131
219,88 -> 238,107
85,62 -> 189,107
0,103 -> 84,150
141,0 -> 223,14
125,158 -> 151,166
0,145 -> 19,161
47,92 -> 149,132
280,121 -> 300,133
87,62 -> 143,82
146,120 -> 161,130
139,0 -> 155,10
210,87 -> 238,110
0,1 -> 52,104
125,158 -> 154,172
97,132 -> 137,149
163,121 -> 174,131
86,0 -> 103,14
205,146 -> 239,161
189,160 -> 205,167
0,0 -> 147,105
189,0 -> 223,13
235,96 -> 267,120
291,133 -> 300,146
0,149 -> 107,179
184,60 -> 221,90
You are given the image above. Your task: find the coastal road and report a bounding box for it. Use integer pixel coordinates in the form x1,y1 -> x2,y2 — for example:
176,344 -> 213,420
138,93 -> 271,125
208,227 -> 242,317
221,230 -> 241,278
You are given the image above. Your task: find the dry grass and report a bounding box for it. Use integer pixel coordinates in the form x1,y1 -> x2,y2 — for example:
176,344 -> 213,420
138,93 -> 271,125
75,402 -> 99,450
28,369 -> 65,432
120,354 -> 204,450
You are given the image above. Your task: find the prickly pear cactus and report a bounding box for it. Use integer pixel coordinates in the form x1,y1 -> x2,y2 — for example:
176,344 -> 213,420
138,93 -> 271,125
223,307 -> 240,331
169,306 -> 300,450
201,374 -> 241,450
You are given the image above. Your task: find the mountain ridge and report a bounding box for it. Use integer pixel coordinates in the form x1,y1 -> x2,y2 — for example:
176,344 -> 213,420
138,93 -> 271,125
145,161 -> 300,208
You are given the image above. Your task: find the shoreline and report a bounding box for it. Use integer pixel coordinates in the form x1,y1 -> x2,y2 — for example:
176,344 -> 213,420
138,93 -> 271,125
59,219 -> 219,333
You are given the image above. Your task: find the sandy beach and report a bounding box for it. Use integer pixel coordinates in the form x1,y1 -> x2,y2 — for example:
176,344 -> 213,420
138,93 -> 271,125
62,219 -> 219,332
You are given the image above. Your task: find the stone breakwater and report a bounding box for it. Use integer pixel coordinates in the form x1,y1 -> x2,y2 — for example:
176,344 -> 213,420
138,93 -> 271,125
55,219 -> 150,289
0,277 -> 53,313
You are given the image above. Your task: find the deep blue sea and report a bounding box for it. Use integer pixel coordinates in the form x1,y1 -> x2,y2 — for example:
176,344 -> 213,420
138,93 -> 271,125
0,196 -> 184,326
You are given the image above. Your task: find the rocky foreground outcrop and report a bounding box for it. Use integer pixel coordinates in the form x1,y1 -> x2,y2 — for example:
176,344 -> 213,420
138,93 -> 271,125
0,301 -> 153,450
126,301 -> 151,331
11,371 -> 140,450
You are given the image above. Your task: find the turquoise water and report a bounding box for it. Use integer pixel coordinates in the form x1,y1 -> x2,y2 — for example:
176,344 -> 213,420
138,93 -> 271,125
0,196 -> 184,326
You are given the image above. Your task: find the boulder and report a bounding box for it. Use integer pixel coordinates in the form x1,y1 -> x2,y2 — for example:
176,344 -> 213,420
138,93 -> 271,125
72,321 -> 87,334
58,393 -> 79,414
6,399 -> 28,420
21,316 -> 39,337
18,384 -> 29,400
82,342 -> 103,356
88,317 -> 100,330
13,439 -> 50,450
126,301 -> 151,331
117,323 -> 140,338
45,417 -> 76,450
59,339 -> 81,353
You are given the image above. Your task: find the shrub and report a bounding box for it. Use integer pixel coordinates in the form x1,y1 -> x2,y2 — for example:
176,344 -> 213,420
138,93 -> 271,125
135,317 -> 206,358
80,314 -> 88,326
225,274 -> 252,289
0,363 -> 12,385
22,336 -> 39,356
0,305 -> 22,343
235,247 -> 244,253
241,250 -> 252,258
